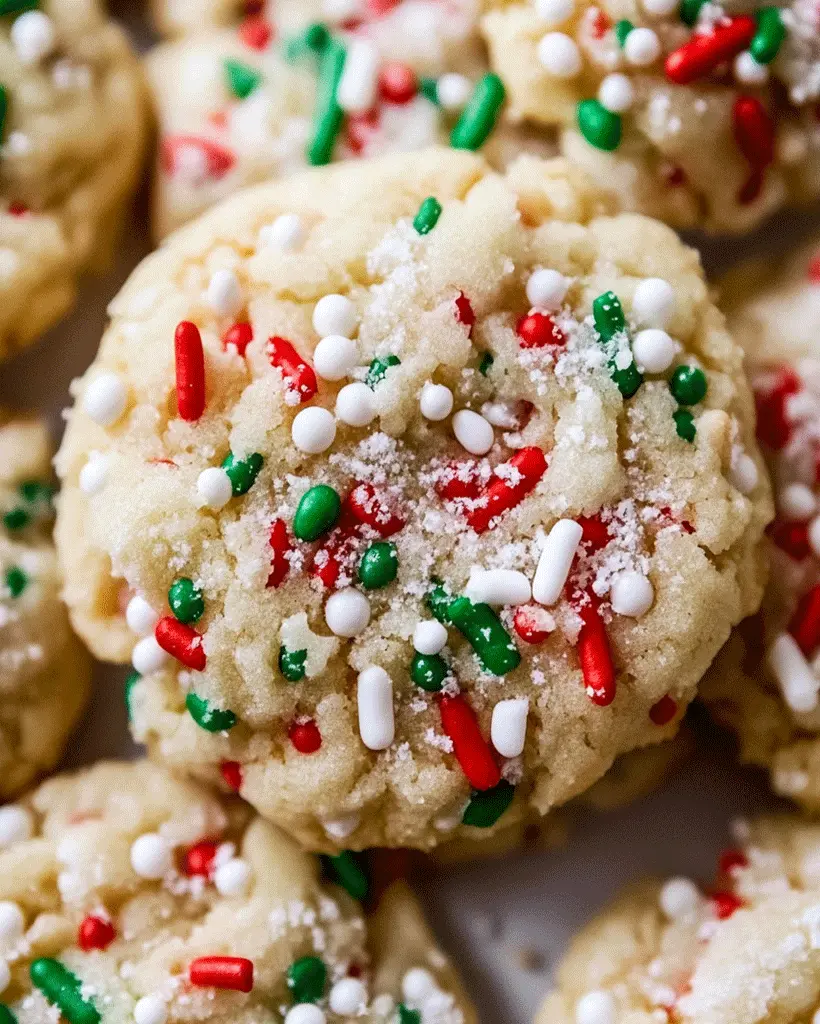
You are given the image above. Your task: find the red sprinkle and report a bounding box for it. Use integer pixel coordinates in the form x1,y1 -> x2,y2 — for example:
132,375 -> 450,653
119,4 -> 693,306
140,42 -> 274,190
789,584 -> 820,656
517,312 -> 565,349
733,96 -> 775,205
454,292 -> 475,337
267,518 -> 292,589
174,321 -> 206,422
268,337 -> 318,403
665,16 -> 756,84
346,109 -> 380,155
711,891 -> 743,920
718,848 -> 749,875
769,520 -> 810,561
155,617 -> 207,671
378,61 -> 417,104
238,14 -> 273,49
347,482 -> 404,537
808,254 -> 820,284
755,368 -> 800,450
77,915 -> 116,952
289,718 -> 322,753
183,840 -> 219,878
434,461 -> 484,502
220,760 -> 243,791
222,322 -> 253,356
466,447 -> 548,534
577,596 -> 616,706
513,605 -> 553,644
439,694 -> 501,791
161,136 -> 236,180
7,201 -> 28,216
577,514 -> 610,553
649,694 -> 678,726
189,956 -> 254,992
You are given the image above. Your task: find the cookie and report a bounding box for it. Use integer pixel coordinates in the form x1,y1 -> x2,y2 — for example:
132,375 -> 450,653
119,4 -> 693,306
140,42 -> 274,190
481,0 -> 820,233
55,148 -> 770,851
538,814 -> 820,1024
0,759 -> 473,1024
0,413 -> 90,797
146,0 -> 552,238
0,0 -> 147,362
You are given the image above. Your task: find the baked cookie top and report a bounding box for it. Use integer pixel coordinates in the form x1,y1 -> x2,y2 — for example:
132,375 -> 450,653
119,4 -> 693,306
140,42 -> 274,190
0,759 -> 472,1024
481,0 -> 820,232
539,814 -> 820,1024
55,148 -> 770,850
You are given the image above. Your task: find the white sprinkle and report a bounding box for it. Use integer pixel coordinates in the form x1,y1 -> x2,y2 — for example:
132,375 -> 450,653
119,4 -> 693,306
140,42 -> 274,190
206,269 -> 243,316
535,0 -> 574,26
328,978 -> 367,1016
641,0 -> 677,12
466,568 -> 531,606
126,596 -> 160,636
0,962 -> 10,995
779,482 -> 816,520
130,833 -> 173,879
413,620 -> 448,655
259,213 -> 305,252
0,902 -> 24,943
632,278 -> 674,327
610,571 -> 654,618
313,335 -> 358,381
436,72 -> 471,109
526,268 -> 568,310
82,372 -> 127,427
452,409 -> 494,455
768,632 -> 820,714
0,806 -> 32,847
134,995 -> 168,1024
292,406 -> 337,453
11,11 -> 55,64
196,467 -> 233,509
325,588 -> 371,637
285,1007 -> 325,1024
623,27 -> 661,65
532,519 -> 584,606
598,72 -> 634,113
336,382 -> 377,427
575,991 -> 616,1024
357,665 -> 395,750
402,968 -> 437,1003
729,451 -> 758,495
633,329 -> 676,374
420,383 -> 454,421
214,857 -> 253,896
322,814 -> 360,840
131,636 -> 170,675
537,32 -> 582,77
734,50 -> 769,85
313,294 -> 358,338
337,39 -> 380,113
79,452 -> 110,495
659,877 -> 702,920
491,698 -> 529,758
481,400 -> 523,429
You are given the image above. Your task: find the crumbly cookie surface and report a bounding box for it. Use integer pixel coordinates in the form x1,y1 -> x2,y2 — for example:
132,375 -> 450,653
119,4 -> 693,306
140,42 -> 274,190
482,0 -> 820,233
0,759 -> 471,1024
0,0 -> 146,361
0,413 -> 90,798
55,148 -> 769,851
538,814 -> 820,1024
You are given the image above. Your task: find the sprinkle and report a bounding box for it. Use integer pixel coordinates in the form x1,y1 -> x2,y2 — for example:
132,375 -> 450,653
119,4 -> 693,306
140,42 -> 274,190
575,990 -> 616,1024
336,382 -> 377,426
659,876 -> 701,919
0,806 -> 31,846
168,577 -> 204,624
491,698 -> 528,758
452,409 -> 494,456
313,335 -> 358,381
326,588 -> 371,637
750,6 -> 784,65
517,311 -> 565,348
535,0 -> 574,25
413,196 -> 442,236
285,1007 -> 325,1024
378,61 -> 417,103
790,584 -> 820,656
678,0 -> 705,24
126,596 -> 159,636
124,672 -> 140,719
238,14 -> 272,49
288,956 -> 327,1003
614,19 -> 633,46
670,365 -> 707,405
156,617 -> 206,670
3,507 -> 28,531
413,620 -> 448,655
597,72 -> 634,113
466,568 -> 531,606
30,960 -> 100,1024
436,72 -> 471,109
221,451 -> 263,495
294,484 -> 342,541
357,665 -> 394,749
623,26 -> 660,65
259,213 -> 306,253
77,915 -> 116,951
513,605 -> 554,644
189,957 -> 253,992
649,694 -> 678,725
279,645 -> 307,681
440,694 -> 500,790
673,409 -> 696,442
11,11 -> 55,64
466,447 -> 548,533
82,372 -> 127,427
267,518 -> 292,588
411,653 -> 448,691
328,978 -> 367,1016
220,760 -> 243,791
347,482 -> 404,536
162,135 -> 235,180
4,566 -> 26,597
593,291 -> 643,397
445,595 -> 521,676
461,780 -> 514,827
711,891 -> 743,919
214,857 -> 253,896
532,519 -> 583,606
79,452 -> 110,495
290,718 -> 322,753
526,268 -> 569,310
307,39 -> 346,166
225,58 -> 262,99
313,294 -> 358,339
206,269 -> 243,317
292,406 -> 337,452
769,631 -> 820,713
577,99 -> 621,152
131,635 -> 170,675
130,833 -> 172,879
197,467 -> 234,509
336,39 -> 379,113
402,969 -> 437,1003
451,73 -> 505,151
133,995 -> 168,1024
537,32 -> 581,77
632,329 -> 675,373
419,382 -> 454,421
609,571 -> 654,618
577,597 -> 616,706
632,278 -> 674,328
170,326 -> 205,421
186,693 -> 236,731
454,292 -> 475,335
0,902 -> 24,943
323,852 -> 368,900
733,95 -> 775,202
183,840 -> 218,877
735,50 -> 768,85
780,483 -> 816,521
269,336 -> 318,402
358,541 -> 398,590
665,17 -> 756,84
366,354 -> 400,388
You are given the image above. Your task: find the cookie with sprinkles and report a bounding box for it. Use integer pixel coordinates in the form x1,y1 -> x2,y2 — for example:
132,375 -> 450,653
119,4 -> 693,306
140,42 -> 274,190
0,0 -> 147,362
145,0 -> 553,239
55,147 -> 770,851
481,0 -> 820,233
0,412 -> 90,796
538,814 -> 820,1024
0,759 -> 474,1024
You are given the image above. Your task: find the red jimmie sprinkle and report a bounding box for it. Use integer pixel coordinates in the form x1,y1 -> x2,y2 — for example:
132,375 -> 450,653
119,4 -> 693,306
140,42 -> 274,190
755,367 -> 799,450
711,891 -> 743,920
665,16 -> 755,84
289,718 -> 322,753
513,605 -> 553,644
7,201 -> 28,216
162,136 -> 235,180
189,956 -> 254,992
434,461 -> 483,502
454,292 -> 475,337
268,337 -> 318,402
155,617 -> 207,671
789,584 -> 820,656
577,596 -> 616,706
267,518 -> 292,588
466,447 -> 548,534
220,760 -> 243,791
439,694 -> 501,791
77,915 -> 116,952
174,321 -> 206,422
733,96 -> 775,205
718,848 -> 749,875
347,482 -> 404,536
769,520 -> 810,561
238,14 -> 272,49
577,515 -> 610,553
517,312 -> 565,349
222,322 -> 253,356
378,61 -> 417,104
346,110 -> 380,154
649,694 -> 678,726
183,840 -> 219,878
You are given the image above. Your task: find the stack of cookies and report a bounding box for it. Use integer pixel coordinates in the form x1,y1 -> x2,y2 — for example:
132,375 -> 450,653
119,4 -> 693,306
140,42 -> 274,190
1,1 -> 820,1021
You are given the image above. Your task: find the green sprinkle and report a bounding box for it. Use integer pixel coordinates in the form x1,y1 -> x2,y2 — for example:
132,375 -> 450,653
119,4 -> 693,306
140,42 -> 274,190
293,484 -> 342,542
0,1004 -> 17,1024
679,0 -> 705,24
287,956 -> 327,1004
307,38 -> 346,166
411,652 -> 448,692
419,76 -> 439,104
221,451 -> 263,496
398,1007 -> 421,1024
30,959 -> 100,1024
669,365 -> 707,406
186,693 -> 237,733
413,196 -> 442,236
3,507 -> 29,531
225,58 -> 262,99
124,671 -> 140,720
462,780 -> 515,828
19,480 -> 53,505
592,291 -> 626,342
614,19 -> 633,45
279,645 -> 307,682
284,22 -> 330,60
366,355 -> 400,388
358,541 -> 398,590
5,566 -> 27,597
751,7 -> 785,65
0,0 -> 38,14
447,596 -> 521,676
673,408 -> 696,443
451,73 -> 505,151
479,352 -> 494,376
577,99 -> 621,152
168,577 -> 204,624
426,582 -> 452,624
611,362 -> 644,399
323,851 -> 368,900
